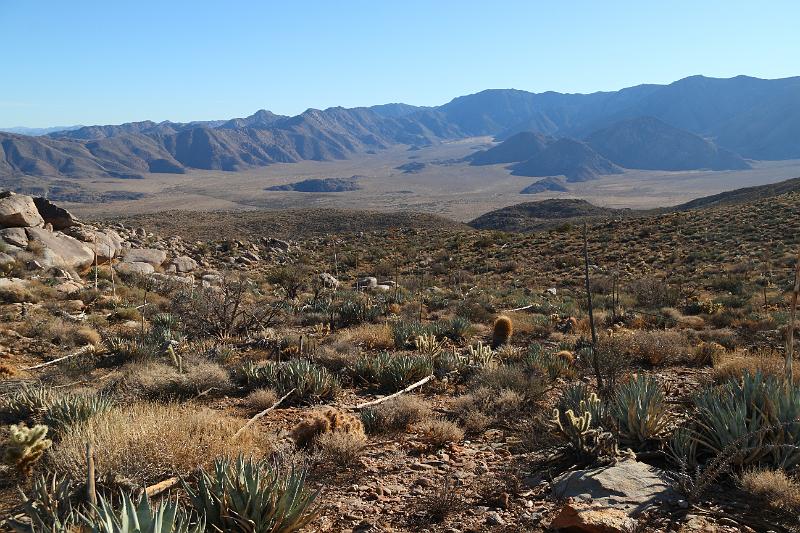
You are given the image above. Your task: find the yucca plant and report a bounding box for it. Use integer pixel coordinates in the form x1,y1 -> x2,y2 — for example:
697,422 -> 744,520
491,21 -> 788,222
353,352 -> 433,391
611,374 -> 671,448
43,394 -> 114,432
6,474 -> 78,533
84,492 -> 203,533
184,456 -> 318,533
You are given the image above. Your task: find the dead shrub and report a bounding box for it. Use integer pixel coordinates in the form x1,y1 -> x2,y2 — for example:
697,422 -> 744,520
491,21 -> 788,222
122,361 -> 231,399
712,349 -> 790,383
315,430 -> 367,467
290,407 -> 364,449
414,418 -> 464,448
693,341 -> 726,366
740,468 -> 800,512
369,395 -> 432,433
244,388 -> 279,412
336,323 -> 394,350
629,330 -> 689,365
48,402 -> 272,485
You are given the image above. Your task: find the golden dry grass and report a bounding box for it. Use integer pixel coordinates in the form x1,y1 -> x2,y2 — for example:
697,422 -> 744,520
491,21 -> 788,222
740,468 -> 800,512
48,402 -> 273,485
334,323 -> 394,350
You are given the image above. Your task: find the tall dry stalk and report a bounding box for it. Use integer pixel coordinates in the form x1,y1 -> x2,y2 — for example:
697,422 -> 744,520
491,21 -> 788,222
787,253 -> 800,385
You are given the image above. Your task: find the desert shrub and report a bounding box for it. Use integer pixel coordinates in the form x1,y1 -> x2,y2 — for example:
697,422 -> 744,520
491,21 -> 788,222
107,306 -> 142,323
524,344 -> 576,380
682,372 -> 800,469
245,389 -> 279,412
630,330 -> 688,365
739,468 -> 800,512
0,284 -> 38,303
238,359 -> 340,404
361,395 -> 432,434
353,352 -> 433,391
611,374 -> 671,448
337,323 -> 394,350
472,364 -> 545,401
43,394 -> 114,432
122,361 -> 232,400
414,418 -> 464,448
314,430 -> 367,467
184,455 -> 319,533
171,278 -> 281,339
290,408 -> 365,449
20,317 -> 101,348
267,265 -> 309,299
712,350 -> 790,384
629,278 -> 680,309
582,334 -> 635,394
49,403 -> 272,486
692,341 -> 727,366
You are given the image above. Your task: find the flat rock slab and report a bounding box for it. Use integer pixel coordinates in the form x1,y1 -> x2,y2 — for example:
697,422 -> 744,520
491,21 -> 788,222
25,227 -> 95,271
553,459 -> 676,514
123,248 -> 167,267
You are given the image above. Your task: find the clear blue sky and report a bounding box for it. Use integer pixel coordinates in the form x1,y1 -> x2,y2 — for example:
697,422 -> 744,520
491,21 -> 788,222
1,0 -> 798,127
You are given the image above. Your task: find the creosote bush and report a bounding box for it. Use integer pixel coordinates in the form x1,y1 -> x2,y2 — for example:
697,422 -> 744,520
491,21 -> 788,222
414,418 -> 464,448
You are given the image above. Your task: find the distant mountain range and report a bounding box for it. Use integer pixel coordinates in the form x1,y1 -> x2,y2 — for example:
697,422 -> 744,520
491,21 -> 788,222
0,125 -> 84,136
2,75 -> 798,184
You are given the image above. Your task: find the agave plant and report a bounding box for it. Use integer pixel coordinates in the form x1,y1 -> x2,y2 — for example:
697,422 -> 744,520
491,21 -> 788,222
184,455 -> 318,533
689,372 -> 800,468
238,359 -> 339,404
6,474 -> 78,533
557,383 -> 607,430
611,374 -> 671,448
43,394 -> 114,432
84,492 -> 203,533
2,384 -> 58,422
353,352 -> 433,391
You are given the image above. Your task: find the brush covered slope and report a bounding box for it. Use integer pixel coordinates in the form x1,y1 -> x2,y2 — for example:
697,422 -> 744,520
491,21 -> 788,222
509,138 -> 623,181
1,185 -> 800,531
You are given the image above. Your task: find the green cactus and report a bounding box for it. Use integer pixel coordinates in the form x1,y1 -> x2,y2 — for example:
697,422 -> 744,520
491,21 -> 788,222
3,424 -> 52,477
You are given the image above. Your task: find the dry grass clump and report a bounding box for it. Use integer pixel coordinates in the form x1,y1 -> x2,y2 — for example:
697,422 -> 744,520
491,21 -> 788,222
693,341 -> 727,366
740,468 -> 800,512
335,323 -> 394,350
0,284 -> 38,304
121,361 -> 231,399
712,349 -> 789,383
314,429 -> 367,467
18,316 -> 101,348
629,330 -> 689,365
291,407 -> 365,449
414,418 -> 464,448
244,388 -> 279,412
366,395 -> 433,433
48,402 -> 272,485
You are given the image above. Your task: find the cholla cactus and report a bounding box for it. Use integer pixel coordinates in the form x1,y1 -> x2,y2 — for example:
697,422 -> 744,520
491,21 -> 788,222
465,342 -> 495,367
3,423 -> 52,477
415,333 -> 445,357
550,393 -> 620,461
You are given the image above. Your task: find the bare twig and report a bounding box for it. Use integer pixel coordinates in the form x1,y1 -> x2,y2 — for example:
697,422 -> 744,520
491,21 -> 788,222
23,345 -> 94,370
233,388 -> 295,438
86,443 -> 97,509
352,374 -> 434,409
144,476 -> 180,498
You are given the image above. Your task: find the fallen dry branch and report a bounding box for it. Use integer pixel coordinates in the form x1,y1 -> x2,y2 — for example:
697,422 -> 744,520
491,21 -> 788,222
352,374 -> 434,409
144,476 -> 180,498
233,388 -> 295,438
23,345 -> 94,371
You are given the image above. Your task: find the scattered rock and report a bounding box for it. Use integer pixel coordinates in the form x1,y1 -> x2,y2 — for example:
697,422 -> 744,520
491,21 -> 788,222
169,255 -> 198,273
356,276 -> 378,289
0,227 -> 29,248
33,197 -> 76,230
25,227 -> 95,271
319,272 -> 339,289
549,503 -> 637,533
115,261 -> 155,276
123,248 -> 167,267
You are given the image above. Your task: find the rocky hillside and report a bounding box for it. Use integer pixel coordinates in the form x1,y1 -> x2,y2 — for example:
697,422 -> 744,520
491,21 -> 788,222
509,139 -> 623,181
585,116 -> 751,171
467,131 -> 551,165
469,198 -> 619,232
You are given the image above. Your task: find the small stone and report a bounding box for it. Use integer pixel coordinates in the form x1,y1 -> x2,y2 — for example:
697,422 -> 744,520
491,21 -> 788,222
485,511 -> 505,526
